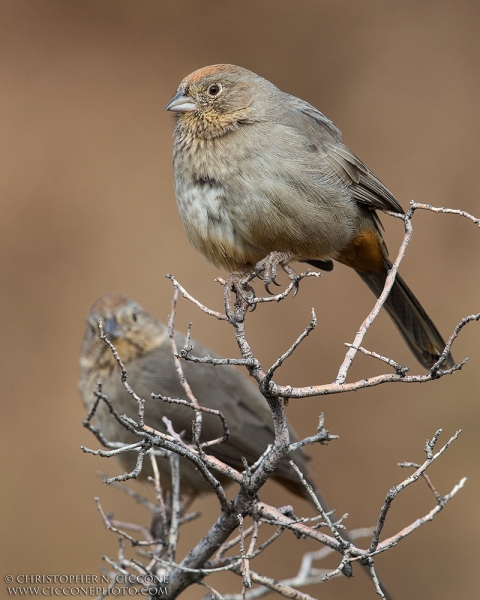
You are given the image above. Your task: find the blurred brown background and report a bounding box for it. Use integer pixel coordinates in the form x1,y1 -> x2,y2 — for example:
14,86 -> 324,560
1,1 -> 479,598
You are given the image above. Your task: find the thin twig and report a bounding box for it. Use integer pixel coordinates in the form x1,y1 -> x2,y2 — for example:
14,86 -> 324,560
369,429 -> 462,553
335,213 -> 413,384
168,452 -> 181,561
265,308 -> 317,383
166,273 -> 228,320
238,514 -> 252,589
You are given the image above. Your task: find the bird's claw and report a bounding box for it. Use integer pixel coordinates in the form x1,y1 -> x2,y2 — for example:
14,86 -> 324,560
264,279 -> 281,296
254,261 -> 280,295
255,252 -> 297,295
291,278 -> 300,297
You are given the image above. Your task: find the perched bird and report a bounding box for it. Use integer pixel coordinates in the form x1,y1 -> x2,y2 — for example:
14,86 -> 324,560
79,293 -> 326,500
79,294 -> 392,598
166,64 -> 453,369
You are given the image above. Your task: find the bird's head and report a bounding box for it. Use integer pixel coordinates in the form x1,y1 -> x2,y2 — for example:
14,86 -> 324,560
166,64 -> 271,139
80,293 -> 167,372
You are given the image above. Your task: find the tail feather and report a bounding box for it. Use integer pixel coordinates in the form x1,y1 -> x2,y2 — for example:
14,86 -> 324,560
357,259 -> 454,369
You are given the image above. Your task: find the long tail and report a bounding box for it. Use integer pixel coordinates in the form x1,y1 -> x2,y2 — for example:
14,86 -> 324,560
357,258 -> 454,369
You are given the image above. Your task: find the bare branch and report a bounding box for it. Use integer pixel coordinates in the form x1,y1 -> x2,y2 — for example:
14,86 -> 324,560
166,272 -> 228,320
409,201 -> 480,226
168,453 -> 181,561
152,393 -> 231,450
167,287 -> 204,454
238,514 -> 252,590
335,211 -> 413,384
265,308 -> 317,383
98,320 -> 146,427
369,430 -> 463,553
84,204 -> 476,598
345,343 -> 410,375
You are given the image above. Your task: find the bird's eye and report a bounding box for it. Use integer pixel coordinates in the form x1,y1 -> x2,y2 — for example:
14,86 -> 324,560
207,84 -> 221,97
132,310 -> 138,322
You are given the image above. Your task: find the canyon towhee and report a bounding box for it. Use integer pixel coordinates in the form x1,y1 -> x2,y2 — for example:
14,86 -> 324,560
166,64 -> 453,369
79,294 -> 392,597
79,293 -> 331,502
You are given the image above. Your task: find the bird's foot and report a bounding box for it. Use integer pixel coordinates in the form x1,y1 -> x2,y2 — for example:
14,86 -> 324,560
255,252 -> 298,295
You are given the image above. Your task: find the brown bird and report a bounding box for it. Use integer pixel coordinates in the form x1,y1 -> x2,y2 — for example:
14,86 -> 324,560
79,293 -> 328,500
79,293 -> 393,597
166,64 -> 453,369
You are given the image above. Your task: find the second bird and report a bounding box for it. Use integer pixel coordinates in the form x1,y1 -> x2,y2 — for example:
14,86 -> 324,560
166,64 -> 453,369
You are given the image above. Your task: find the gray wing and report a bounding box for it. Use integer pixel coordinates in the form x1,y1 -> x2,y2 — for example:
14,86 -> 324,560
125,332 -> 311,484
283,96 -> 404,214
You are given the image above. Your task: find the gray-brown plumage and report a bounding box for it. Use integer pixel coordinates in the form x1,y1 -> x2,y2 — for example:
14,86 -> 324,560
79,294 -> 393,598
79,293 -> 324,500
166,64 -> 453,369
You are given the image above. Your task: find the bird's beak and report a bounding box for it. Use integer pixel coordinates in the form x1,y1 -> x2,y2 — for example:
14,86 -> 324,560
103,318 -> 124,340
165,90 -> 197,113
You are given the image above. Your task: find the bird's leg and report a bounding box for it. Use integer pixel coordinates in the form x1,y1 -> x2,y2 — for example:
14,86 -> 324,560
255,251 -> 298,295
